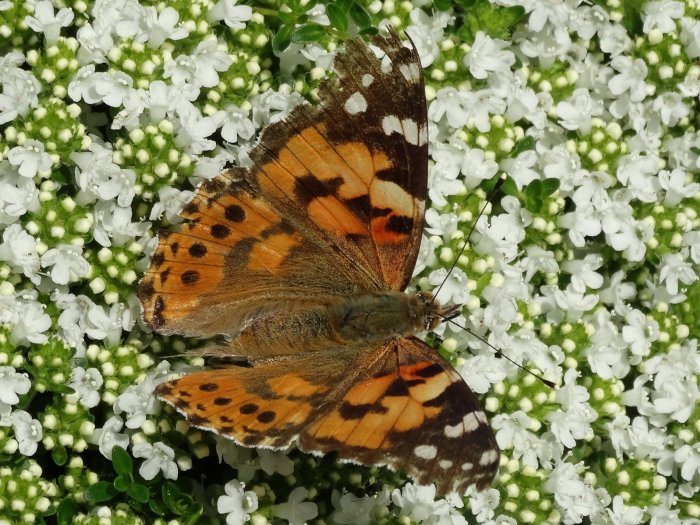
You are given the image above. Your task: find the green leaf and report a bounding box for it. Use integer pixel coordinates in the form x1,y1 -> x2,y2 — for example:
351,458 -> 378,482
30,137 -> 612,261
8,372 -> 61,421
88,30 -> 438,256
149,498 -> 168,516
84,482 -> 118,503
500,176 -> 519,197
52,445 -> 67,466
336,0 -> 353,11
277,11 -> 295,25
326,3 -> 348,34
510,136 -> 536,157
525,179 -> 542,199
290,23 -> 327,44
113,475 -> 129,492
128,483 -> 150,504
111,446 -> 133,477
56,498 -> 75,525
272,25 -> 293,54
434,0 -> 454,10
162,481 -> 195,515
541,178 -> 560,197
358,26 -> 379,37
528,196 -> 543,213
349,3 -> 372,30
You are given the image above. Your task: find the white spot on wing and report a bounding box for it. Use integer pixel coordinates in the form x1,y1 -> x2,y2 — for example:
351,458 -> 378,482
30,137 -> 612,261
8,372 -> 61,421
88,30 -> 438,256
444,423 -> 463,438
399,62 -> 420,82
402,118 -> 418,145
461,462 -> 473,471
479,449 -> 499,466
381,116 -> 425,146
439,459 -> 453,469
344,92 -> 367,115
362,74 -> 374,87
413,444 -> 437,460
463,412 -> 480,432
382,115 -> 402,137
476,411 -> 488,423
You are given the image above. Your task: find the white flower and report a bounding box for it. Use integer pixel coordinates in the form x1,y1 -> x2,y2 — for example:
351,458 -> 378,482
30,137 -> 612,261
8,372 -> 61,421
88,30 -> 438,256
658,251 -> 698,295
272,487 -> 318,524
207,0 -> 253,30
467,487 -> 499,523
652,92 -> 689,127
0,69 -> 41,124
90,415 -> 129,460
11,297 -> 51,346
642,1 -> 684,34
114,361 -> 170,429
391,483 -> 438,523
544,463 -> 604,523
500,151 -> 539,190
191,39 -> 234,88
0,224 -> 40,284
555,88 -> 603,134
92,201 -> 150,247
0,167 -> 40,224
562,254 -> 604,293
93,71 -> 134,108
405,9 -> 452,67
607,495 -> 645,525
132,441 -> 178,480
0,367 -> 31,405
142,6 -> 189,49
621,309 -> 659,359
72,144 -> 137,206
174,103 -> 224,155
428,267 -> 470,305
41,244 -> 91,285
608,56 -> 648,102
461,147 -> 499,188
217,480 -> 259,525
70,367 -> 103,408
24,0 -> 74,45
258,449 -> 294,476
658,168 -> 699,206
331,490 -> 390,525
674,443 -> 700,482
221,104 -> 255,144
149,186 -> 194,222
7,140 -> 53,178
10,410 -> 42,456
465,32 -> 515,80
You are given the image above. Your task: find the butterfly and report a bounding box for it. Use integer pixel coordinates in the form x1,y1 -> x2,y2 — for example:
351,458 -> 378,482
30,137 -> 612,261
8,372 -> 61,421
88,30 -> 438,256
138,28 -> 499,494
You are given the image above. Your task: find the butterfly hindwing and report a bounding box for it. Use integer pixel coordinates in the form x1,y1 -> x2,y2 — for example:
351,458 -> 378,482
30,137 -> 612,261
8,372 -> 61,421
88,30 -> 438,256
301,337 -> 499,493
157,337 -> 499,493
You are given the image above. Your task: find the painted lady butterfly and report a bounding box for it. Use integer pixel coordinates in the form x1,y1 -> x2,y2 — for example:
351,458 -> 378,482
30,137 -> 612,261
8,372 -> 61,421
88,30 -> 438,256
138,28 -> 499,494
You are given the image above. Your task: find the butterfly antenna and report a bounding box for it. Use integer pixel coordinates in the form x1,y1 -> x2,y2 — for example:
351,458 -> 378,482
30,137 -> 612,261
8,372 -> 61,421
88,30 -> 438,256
431,175 -> 507,305
439,314 -> 558,389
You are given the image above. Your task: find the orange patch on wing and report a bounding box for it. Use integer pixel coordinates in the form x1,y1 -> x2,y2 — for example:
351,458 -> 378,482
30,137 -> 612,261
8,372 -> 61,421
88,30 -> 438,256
246,232 -> 301,273
267,374 -> 328,397
307,196 -> 368,236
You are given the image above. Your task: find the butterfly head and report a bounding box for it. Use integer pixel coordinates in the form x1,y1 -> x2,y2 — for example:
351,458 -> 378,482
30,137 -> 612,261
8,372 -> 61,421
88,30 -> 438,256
411,291 -> 461,332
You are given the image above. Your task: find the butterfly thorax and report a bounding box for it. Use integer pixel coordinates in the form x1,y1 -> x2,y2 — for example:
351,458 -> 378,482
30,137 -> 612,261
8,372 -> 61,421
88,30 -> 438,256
231,291 -> 447,355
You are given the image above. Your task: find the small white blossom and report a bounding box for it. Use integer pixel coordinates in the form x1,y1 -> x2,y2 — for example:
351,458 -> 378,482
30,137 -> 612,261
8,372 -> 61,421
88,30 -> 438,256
207,0 -> 253,30
658,251 -> 698,295
7,140 -> 53,178
465,31 -> 515,79
70,367 -> 104,408
132,441 -> 178,480
90,415 -> 129,460
10,410 -> 42,456
24,0 -> 74,45
272,487 -> 318,525
0,224 -> 40,284
41,244 -> 91,285
642,1 -> 684,34
0,367 -> 31,406
658,168 -> 699,206
217,480 -> 259,525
